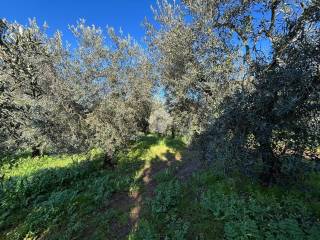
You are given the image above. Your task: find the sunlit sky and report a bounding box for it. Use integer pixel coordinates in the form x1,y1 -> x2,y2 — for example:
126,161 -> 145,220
1,0 -> 272,58
1,0 -> 157,45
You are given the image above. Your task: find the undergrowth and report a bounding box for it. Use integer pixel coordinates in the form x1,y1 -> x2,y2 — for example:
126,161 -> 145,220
1,135 -> 319,239
130,170 -> 320,240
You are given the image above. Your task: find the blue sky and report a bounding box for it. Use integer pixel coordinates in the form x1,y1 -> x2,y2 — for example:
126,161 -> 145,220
1,0 -> 272,58
1,0 -> 157,44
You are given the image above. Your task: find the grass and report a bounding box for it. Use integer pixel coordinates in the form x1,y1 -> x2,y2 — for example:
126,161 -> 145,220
1,135 -> 319,239
0,135 -> 183,239
1,154 -> 88,178
129,170 -> 320,240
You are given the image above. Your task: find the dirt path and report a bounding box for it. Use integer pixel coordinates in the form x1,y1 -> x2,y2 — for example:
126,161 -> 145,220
104,149 -> 202,239
107,154 -> 178,238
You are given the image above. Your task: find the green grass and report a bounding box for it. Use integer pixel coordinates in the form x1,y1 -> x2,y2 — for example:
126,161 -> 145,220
0,135 -> 183,240
130,171 -> 320,240
1,154 -> 88,178
1,135 -> 319,239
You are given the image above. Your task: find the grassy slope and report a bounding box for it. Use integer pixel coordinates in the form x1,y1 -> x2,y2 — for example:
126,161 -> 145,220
0,135 -> 320,240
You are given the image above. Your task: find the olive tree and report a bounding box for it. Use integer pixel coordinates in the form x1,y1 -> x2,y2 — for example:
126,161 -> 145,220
148,0 -> 319,185
145,0 -> 236,138
185,0 -> 320,184
1,18 -> 154,163
0,19 -> 94,155
67,21 -> 154,166
0,19 -> 58,155
148,100 -> 172,135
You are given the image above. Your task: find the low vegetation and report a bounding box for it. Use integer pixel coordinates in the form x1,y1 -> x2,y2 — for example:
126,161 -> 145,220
1,135 -> 319,239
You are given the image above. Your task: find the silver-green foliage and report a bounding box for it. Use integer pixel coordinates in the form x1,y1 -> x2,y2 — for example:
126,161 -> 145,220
149,0 -> 320,182
0,19 -> 154,157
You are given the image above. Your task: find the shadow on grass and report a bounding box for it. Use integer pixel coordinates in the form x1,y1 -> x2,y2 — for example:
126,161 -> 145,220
106,151 -> 182,239
0,135 -> 187,239
0,151 -> 146,239
0,151 -> 32,167
131,134 -> 162,151
164,137 -> 186,151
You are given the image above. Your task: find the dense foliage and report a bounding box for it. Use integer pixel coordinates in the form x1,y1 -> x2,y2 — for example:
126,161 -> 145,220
0,19 -> 154,164
145,0 -> 320,184
1,0 -> 319,176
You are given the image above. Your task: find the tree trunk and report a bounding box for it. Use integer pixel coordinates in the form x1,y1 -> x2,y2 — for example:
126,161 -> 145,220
139,119 -> 149,134
103,149 -> 116,169
257,132 -> 281,186
171,125 -> 176,139
142,121 -> 149,134
31,145 -> 42,158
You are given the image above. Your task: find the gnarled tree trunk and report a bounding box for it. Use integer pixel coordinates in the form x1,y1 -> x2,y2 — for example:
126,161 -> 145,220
256,130 -> 281,186
31,144 -> 42,158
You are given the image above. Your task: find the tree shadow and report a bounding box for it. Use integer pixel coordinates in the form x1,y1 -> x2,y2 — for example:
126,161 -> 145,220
0,151 -> 146,239
79,135 -> 187,239
0,135 -> 190,239
0,151 -> 32,168
189,126 -> 320,189
133,134 -> 162,150
106,150 -> 183,239
164,137 -> 186,151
